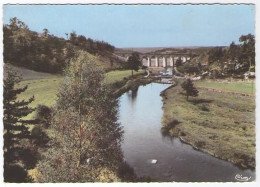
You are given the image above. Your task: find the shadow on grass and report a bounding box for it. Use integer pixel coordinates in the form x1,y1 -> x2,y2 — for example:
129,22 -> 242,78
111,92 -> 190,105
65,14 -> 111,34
189,98 -> 213,105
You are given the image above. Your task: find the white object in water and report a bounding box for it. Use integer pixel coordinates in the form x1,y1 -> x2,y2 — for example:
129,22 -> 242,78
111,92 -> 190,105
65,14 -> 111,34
150,159 -> 157,164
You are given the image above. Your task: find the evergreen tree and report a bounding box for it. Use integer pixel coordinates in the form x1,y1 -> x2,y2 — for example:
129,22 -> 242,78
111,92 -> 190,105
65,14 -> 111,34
4,67 -> 36,182
181,79 -> 199,101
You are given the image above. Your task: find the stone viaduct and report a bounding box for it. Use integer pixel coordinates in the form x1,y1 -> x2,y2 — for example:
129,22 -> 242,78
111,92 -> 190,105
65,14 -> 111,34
115,51 -> 196,67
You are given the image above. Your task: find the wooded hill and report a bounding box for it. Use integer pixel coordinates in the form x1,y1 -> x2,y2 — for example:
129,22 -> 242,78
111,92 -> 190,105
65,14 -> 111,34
4,17 -> 125,74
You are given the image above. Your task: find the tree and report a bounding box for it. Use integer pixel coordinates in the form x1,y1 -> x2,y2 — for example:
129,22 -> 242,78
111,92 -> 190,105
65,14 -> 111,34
35,105 -> 52,128
69,31 -> 78,45
4,67 -> 36,182
4,17 -> 116,74
36,51 -> 123,182
228,41 -> 239,61
178,63 -> 199,75
208,47 -> 224,64
175,58 -> 182,67
127,52 -> 141,76
9,17 -> 28,30
43,28 -> 49,38
239,34 -> 255,70
227,41 -> 240,72
181,79 -> 199,101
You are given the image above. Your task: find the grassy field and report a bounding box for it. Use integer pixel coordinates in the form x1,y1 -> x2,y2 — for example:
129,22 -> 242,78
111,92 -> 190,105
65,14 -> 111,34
17,70 -> 144,119
104,70 -> 143,84
195,80 -> 255,95
161,82 -> 255,168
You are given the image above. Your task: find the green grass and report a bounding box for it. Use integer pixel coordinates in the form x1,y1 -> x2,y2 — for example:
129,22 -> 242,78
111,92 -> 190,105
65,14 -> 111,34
18,78 -> 63,107
104,70 -> 143,84
5,63 -> 61,81
17,77 -> 63,119
195,80 -> 255,95
17,70 -> 144,119
162,83 -> 255,168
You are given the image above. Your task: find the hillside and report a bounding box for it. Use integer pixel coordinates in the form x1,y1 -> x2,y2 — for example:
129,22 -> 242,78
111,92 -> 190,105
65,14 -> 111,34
3,17 -> 125,74
4,63 -> 60,80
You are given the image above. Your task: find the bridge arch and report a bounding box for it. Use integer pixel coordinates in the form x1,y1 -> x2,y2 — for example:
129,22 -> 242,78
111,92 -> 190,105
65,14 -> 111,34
141,56 -> 149,67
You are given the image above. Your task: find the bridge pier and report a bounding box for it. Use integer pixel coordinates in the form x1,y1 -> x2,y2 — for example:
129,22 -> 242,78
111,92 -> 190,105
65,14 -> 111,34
155,57 -> 159,67
163,57 -> 166,67
182,56 -> 187,63
147,57 -> 151,67
138,52 -> 195,67
170,56 -> 174,67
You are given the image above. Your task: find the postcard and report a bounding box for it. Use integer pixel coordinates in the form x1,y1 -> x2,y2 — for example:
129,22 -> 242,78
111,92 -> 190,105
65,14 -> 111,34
1,0 -> 258,185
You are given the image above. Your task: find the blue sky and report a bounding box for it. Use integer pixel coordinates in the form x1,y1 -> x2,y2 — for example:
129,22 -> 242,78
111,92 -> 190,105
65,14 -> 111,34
3,4 -> 255,48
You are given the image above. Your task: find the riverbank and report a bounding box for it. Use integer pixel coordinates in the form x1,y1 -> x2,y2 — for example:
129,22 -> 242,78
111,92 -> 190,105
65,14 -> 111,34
17,69 -> 154,182
112,74 -> 156,97
161,82 -> 255,169
17,70 -> 146,118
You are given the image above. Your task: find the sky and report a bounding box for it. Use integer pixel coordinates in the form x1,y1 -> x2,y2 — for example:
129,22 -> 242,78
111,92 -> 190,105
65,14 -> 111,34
3,4 -> 255,48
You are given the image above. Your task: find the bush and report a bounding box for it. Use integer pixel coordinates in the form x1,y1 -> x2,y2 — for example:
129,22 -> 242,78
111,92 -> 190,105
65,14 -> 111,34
209,69 -> 222,79
31,125 -> 50,147
161,127 -> 169,136
36,105 -> 52,128
161,120 -> 181,136
19,148 -> 39,169
177,63 -> 200,74
117,161 -> 137,182
195,141 -> 206,148
4,164 -> 32,183
199,104 -> 210,112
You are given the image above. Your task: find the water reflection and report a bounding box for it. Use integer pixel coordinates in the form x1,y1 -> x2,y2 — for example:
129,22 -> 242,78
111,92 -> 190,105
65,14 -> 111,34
127,87 -> 139,101
126,87 -> 139,108
119,83 -> 255,182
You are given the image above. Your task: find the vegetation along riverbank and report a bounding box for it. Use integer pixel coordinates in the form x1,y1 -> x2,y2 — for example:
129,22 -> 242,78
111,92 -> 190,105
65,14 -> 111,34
9,64 -> 154,182
14,67 -> 146,119
161,80 -> 255,169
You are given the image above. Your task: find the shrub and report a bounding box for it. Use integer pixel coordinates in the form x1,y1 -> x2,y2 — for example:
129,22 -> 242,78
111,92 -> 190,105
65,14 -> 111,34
31,125 -> 50,147
36,105 -> 52,128
199,104 -> 210,112
19,148 -> 39,169
177,63 -> 200,74
117,161 -> 137,182
4,164 -> 32,183
195,141 -> 206,148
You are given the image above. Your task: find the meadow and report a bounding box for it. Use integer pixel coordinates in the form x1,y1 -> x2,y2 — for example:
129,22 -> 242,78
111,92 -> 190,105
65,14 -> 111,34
161,81 -> 255,168
17,69 -> 144,119
16,67 -> 255,169
195,80 -> 255,95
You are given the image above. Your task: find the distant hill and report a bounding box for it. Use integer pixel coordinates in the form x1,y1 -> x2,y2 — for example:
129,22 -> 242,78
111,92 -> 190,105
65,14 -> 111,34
117,46 -> 227,54
117,47 -> 166,53
115,46 -> 217,65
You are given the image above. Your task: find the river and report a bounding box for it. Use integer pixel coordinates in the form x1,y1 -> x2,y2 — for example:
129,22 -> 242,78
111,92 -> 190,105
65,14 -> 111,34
118,83 -> 255,182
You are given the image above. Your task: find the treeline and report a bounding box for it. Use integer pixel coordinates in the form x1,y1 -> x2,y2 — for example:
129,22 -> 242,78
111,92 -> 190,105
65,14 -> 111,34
4,17 -> 115,73
69,31 -> 114,54
176,34 -> 255,78
208,34 -> 255,74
